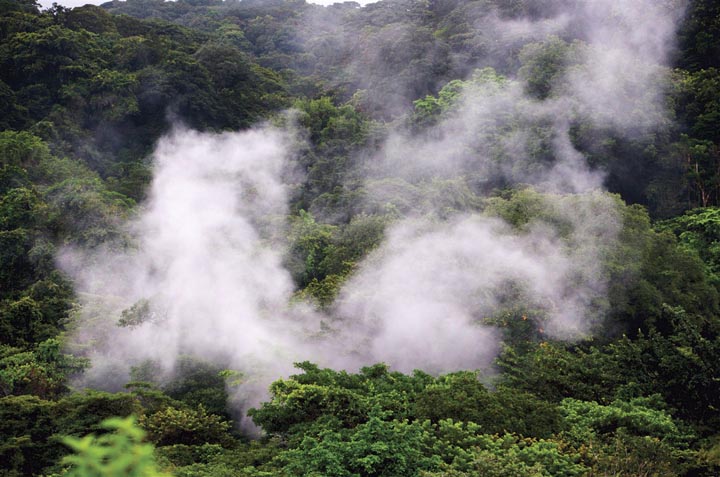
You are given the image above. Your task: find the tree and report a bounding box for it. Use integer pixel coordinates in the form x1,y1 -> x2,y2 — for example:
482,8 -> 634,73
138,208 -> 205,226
0,339 -> 87,398
139,405 -> 232,447
279,408 -> 439,477
518,36 -> 581,100
657,207 -> 720,283
286,210 -> 336,287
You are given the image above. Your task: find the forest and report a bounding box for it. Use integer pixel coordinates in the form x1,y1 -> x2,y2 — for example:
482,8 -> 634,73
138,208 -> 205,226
1,0 -> 720,475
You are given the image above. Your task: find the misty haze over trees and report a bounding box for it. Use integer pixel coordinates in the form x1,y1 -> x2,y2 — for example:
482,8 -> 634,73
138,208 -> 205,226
2,0 -> 720,475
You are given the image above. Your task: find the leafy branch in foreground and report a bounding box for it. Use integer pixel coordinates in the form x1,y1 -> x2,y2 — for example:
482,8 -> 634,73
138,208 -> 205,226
61,416 -> 170,477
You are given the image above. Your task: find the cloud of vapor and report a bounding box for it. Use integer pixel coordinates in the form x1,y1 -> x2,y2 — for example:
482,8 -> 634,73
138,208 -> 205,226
368,0 -> 685,183
563,0 -> 685,132
61,0 -> 686,427
333,191 -> 621,373
322,0 -> 684,365
368,76 -> 606,195
61,127 -> 307,386
294,0 -> 684,119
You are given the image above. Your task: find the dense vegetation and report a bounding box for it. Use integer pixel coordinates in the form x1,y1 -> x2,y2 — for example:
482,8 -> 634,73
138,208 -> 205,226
1,0 -> 720,475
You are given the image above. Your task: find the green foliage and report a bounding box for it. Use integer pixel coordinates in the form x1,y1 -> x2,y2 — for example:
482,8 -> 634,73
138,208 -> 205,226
296,97 -> 369,147
293,274 -> 348,308
414,372 -> 562,437
410,67 -> 507,129
484,188 -> 720,333
560,397 -> 692,447
430,422 -> 587,477
54,391 -> 143,435
677,68 -> 720,143
0,394 -> 57,476
620,306 -> 720,430
119,299 -> 154,329
499,305 -> 720,433
248,373 -> 369,434
410,79 -> 464,129
246,362 -> 695,476
658,206 -> 720,283
292,97 -> 372,214
159,357 -> 232,420
140,405 -> 232,447
45,177 -> 132,246
0,296 -> 44,347
279,409 -> 440,477
276,408 -> 586,477
286,210 -> 336,287
0,130 -> 127,353
126,358 -> 238,448
0,130 -> 50,172
1,1 -> 720,476
0,339 -> 88,398
518,36 -> 582,100
62,416 -> 170,477
677,0 -> 720,70
497,341 -> 620,404
157,440 -> 282,477
288,211 -> 388,304
560,397 -> 695,476
0,391 -> 141,476
249,362 -> 431,434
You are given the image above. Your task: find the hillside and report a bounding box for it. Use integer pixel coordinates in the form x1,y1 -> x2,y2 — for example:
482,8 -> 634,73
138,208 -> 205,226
2,0 -> 720,475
